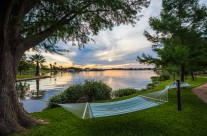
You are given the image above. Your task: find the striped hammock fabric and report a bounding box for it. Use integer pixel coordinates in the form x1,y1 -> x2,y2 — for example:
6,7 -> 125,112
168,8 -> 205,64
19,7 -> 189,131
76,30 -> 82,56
165,82 -> 190,89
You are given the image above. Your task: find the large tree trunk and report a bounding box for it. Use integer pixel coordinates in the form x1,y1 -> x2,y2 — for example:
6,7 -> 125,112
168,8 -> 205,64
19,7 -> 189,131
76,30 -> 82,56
36,79 -> 40,98
191,70 -> 195,81
180,65 -> 185,82
0,42 -> 42,135
173,74 -> 176,80
0,0 -> 63,134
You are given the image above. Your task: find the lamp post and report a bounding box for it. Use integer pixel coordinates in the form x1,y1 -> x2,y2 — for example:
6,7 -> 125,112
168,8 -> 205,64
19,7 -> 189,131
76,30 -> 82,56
176,80 -> 182,111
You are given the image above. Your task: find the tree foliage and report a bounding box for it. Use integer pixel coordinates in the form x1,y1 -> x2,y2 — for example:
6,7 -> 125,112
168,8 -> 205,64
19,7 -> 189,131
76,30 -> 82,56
137,0 -> 207,81
29,54 -> 46,76
22,0 -> 150,52
0,1 -> 150,134
18,54 -> 31,75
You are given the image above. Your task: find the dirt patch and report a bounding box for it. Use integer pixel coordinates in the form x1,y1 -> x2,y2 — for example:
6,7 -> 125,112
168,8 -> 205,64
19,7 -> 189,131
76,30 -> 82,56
192,83 -> 207,104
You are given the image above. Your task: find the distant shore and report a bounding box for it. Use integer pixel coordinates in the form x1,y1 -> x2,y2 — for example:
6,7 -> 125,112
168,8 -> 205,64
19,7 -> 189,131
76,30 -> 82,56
16,75 -> 51,82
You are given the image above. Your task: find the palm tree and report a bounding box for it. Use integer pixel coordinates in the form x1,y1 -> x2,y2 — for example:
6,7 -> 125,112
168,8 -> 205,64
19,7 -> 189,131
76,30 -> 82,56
53,62 -> 57,72
49,63 -> 53,70
30,54 -> 46,76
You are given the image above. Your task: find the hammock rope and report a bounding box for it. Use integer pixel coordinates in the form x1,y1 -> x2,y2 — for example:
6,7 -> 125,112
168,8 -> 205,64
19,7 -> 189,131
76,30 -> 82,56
48,82 -> 190,119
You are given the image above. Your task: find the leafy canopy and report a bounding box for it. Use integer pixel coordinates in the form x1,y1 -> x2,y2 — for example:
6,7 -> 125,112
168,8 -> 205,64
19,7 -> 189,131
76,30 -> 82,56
29,54 -> 46,64
137,0 -> 207,72
22,0 -> 150,52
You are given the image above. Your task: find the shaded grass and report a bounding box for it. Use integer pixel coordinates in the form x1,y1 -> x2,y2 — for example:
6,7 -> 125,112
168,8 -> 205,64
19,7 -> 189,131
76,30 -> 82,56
12,77 -> 207,136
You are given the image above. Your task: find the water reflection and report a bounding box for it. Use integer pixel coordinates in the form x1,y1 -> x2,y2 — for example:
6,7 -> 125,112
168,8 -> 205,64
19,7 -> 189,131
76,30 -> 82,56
16,82 -> 30,100
31,80 -> 45,99
17,70 -> 157,113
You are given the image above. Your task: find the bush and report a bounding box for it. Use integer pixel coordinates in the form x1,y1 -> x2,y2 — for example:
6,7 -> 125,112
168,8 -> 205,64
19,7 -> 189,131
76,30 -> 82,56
151,74 -> 170,82
139,88 -> 148,92
151,76 -> 160,82
160,74 -> 170,81
47,80 -> 112,109
63,84 -> 85,103
146,83 -> 156,90
47,93 -> 65,109
114,88 -> 137,97
84,80 -> 112,101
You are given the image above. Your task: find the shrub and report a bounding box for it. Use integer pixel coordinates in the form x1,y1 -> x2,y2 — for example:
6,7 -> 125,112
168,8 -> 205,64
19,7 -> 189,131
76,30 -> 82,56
47,84 -> 84,108
151,76 -> 160,82
63,84 -> 85,103
151,74 -> 170,82
160,74 -> 170,81
83,80 -> 112,101
47,93 -> 65,109
47,80 -> 112,109
139,88 -> 148,92
114,88 -> 137,97
146,83 -> 156,90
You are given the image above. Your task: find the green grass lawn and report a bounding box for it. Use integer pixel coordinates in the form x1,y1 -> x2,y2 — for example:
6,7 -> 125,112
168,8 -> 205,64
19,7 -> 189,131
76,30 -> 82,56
16,70 -> 50,80
12,77 -> 207,136
16,75 -> 36,80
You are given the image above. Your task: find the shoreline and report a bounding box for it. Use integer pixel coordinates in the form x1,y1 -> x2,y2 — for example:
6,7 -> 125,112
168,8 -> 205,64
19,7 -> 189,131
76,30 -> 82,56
16,75 -> 52,82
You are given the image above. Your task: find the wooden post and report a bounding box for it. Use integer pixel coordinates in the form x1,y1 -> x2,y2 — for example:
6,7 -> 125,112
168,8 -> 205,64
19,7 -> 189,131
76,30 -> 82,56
176,80 -> 182,111
82,102 -> 88,119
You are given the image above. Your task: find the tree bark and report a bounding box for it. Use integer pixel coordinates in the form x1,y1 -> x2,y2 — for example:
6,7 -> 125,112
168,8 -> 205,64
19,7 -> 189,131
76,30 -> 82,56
180,65 -> 185,82
0,0 -> 106,134
35,61 -> 40,76
191,70 -> 195,81
0,40 -> 42,135
36,79 -> 40,98
0,0 -> 82,134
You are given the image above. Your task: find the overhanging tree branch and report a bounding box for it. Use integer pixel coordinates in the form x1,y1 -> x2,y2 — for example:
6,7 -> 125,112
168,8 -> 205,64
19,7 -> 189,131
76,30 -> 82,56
13,0 -> 26,40
20,13 -> 78,51
2,0 -> 15,47
20,2 -> 109,51
24,0 -> 40,15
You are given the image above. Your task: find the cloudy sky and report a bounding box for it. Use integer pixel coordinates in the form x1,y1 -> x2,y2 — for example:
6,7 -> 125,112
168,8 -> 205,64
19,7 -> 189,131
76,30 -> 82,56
26,0 -> 207,68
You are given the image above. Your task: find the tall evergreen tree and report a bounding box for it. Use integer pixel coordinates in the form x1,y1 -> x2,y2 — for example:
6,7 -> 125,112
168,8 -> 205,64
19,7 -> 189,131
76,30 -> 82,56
137,0 -> 207,82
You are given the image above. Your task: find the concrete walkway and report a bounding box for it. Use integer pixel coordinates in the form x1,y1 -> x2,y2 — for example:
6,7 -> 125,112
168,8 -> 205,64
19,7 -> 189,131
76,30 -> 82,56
192,83 -> 207,104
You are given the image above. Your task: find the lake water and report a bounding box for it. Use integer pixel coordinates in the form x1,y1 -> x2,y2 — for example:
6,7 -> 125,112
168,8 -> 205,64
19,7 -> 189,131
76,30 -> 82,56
17,70 -> 157,113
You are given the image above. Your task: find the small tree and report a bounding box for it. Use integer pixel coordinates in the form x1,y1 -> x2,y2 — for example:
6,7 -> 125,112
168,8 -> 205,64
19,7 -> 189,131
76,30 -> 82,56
18,54 -> 30,75
30,54 -> 46,76
53,62 -> 57,71
49,63 -> 53,70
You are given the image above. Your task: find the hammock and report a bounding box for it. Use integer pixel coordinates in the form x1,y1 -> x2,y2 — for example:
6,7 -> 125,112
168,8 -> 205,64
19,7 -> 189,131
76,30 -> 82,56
165,82 -> 190,89
56,82 -> 189,119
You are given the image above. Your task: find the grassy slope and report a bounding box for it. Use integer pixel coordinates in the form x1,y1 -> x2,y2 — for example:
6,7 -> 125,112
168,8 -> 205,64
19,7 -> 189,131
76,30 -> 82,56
12,77 -> 207,136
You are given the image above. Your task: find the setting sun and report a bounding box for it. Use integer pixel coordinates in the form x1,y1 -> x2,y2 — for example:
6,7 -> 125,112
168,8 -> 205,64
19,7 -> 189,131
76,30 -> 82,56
108,58 -> 112,62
